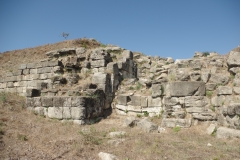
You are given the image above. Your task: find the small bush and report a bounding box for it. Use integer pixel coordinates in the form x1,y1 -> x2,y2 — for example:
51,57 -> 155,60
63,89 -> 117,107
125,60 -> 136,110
17,134 -> 27,141
206,91 -> 213,97
202,52 -> 210,57
143,111 -> 149,117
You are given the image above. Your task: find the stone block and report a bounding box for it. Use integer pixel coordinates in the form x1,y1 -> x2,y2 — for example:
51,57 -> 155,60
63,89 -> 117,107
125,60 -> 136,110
7,82 -> 14,88
184,96 -> 209,107
16,75 -> 23,81
216,127 -> 240,138
141,96 -> 148,107
163,97 -> 179,106
107,62 -> 119,75
71,107 -> 86,120
26,97 -> 41,108
6,72 -> 13,77
168,81 -> 205,96
34,107 -> 46,116
37,67 -> 52,74
233,87 -> 240,95
142,107 -> 162,117
5,76 -> 17,82
22,69 -> 30,75
19,64 -> 27,70
92,72 -> 110,84
27,63 -> 36,69
122,50 -> 133,59
217,86 -> 232,95
161,118 -> 191,128
41,97 -> 53,107
48,107 -> 63,119
131,95 -> 141,106
63,107 -> 71,119
137,118 -> 158,132
206,83 -> 216,91
39,74 -> 48,80
53,97 -> 71,107
192,111 -> 217,120
71,96 -> 86,107
12,70 -> 22,76
152,84 -> 162,98
117,95 -> 128,105
29,69 -> 38,74
91,59 -> 106,68
227,51 -> 240,67
209,73 -> 229,85
148,97 -> 162,107
48,60 -> 60,67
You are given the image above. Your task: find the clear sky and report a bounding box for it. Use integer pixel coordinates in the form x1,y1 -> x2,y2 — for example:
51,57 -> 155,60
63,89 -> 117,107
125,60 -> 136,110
0,0 -> 239,59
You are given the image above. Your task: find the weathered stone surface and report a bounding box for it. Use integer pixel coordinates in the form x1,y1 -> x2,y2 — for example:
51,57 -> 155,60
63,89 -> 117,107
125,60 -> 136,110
206,124 -> 217,135
152,84 -> 162,98
209,73 -> 229,85
227,51 -> 240,67
201,72 -> 210,83
141,96 -> 148,107
175,68 -> 190,81
137,118 -> 158,132
163,97 -> 179,106
123,117 -> 139,127
233,87 -> 240,95
92,72 -> 110,84
192,111 -> 217,120
62,107 -> 71,119
37,67 -> 52,74
142,107 -> 163,117
185,96 -> 209,107
122,50 -> 133,59
227,103 -> 240,116
131,95 -> 141,106
71,97 -> 86,107
41,97 -> 53,107
186,107 -> 204,113
148,97 -> 162,107
107,62 -> 119,75
161,118 -> 191,128
71,107 -> 86,120
206,83 -> 216,91
26,89 -> 40,97
98,152 -> 119,160
216,127 -> 240,138
229,67 -> 240,74
217,86 -> 232,95
19,64 -> 27,70
168,81 -> 205,96
48,107 -> 63,119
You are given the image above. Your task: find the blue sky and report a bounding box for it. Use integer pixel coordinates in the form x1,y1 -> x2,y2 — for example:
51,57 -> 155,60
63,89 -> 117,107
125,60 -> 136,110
0,0 -> 239,59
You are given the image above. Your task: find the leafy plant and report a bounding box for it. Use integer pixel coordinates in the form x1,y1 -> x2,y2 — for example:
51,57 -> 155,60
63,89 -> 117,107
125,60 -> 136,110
136,82 -> 142,90
129,86 -> 134,90
202,51 -> 210,57
17,134 -> 28,141
137,114 -> 142,118
143,111 -> 149,117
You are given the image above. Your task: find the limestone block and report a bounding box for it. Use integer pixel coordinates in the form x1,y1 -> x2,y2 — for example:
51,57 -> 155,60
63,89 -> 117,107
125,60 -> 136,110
209,73 -> 229,85
19,64 -> 27,70
39,74 -> 48,80
63,107 -> 71,119
233,87 -> 240,95
5,76 -> 17,82
0,77 -> 4,83
122,50 -> 133,60
148,97 -> 162,107
26,97 -> 41,108
161,118 -> 191,128
107,62 -> 119,75
71,107 -> 86,120
192,111 -> 217,120
137,118 -> 158,132
13,82 -> 20,87
217,86 -> 232,95
76,47 -> 86,58
41,97 -> 53,107
127,105 -> 142,112
6,88 -> 17,93
131,95 -> 141,106
162,97 -> 179,106
6,72 -> 13,77
27,63 -> 36,69
48,60 -> 60,67
189,60 -> 202,69
92,72 -> 110,84
190,71 -> 201,81
117,95 -> 128,105
227,51 -> 240,67
48,107 -> 63,119
34,107 -> 46,116
216,127 -> 240,138
7,82 -> 14,88
16,87 -> 22,93
184,96 -> 209,107
186,107 -> 204,113
206,83 -> 216,91
141,96 -> 148,108
0,83 -> 6,88
91,59 -> 106,68
168,81 -> 205,96
16,75 -> 23,81
115,104 -> 128,111
37,67 -> 53,74
12,70 -> 22,76
98,152 -> 119,160
90,48 -> 110,60
229,67 -> 240,74
152,84 -> 162,98
19,81 -> 28,87
30,69 -> 38,74
142,107 -> 162,117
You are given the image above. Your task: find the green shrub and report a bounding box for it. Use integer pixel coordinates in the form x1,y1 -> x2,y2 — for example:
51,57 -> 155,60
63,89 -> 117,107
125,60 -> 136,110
206,91 -> 213,97
202,52 -> 210,57
173,126 -> 181,132
143,111 -> 149,117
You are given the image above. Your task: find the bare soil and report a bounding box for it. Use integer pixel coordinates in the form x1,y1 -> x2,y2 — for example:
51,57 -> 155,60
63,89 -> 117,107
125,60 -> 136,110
0,93 -> 240,160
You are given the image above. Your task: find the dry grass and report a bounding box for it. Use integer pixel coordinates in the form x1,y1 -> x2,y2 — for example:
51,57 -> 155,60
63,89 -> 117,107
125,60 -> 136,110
0,93 -> 240,160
